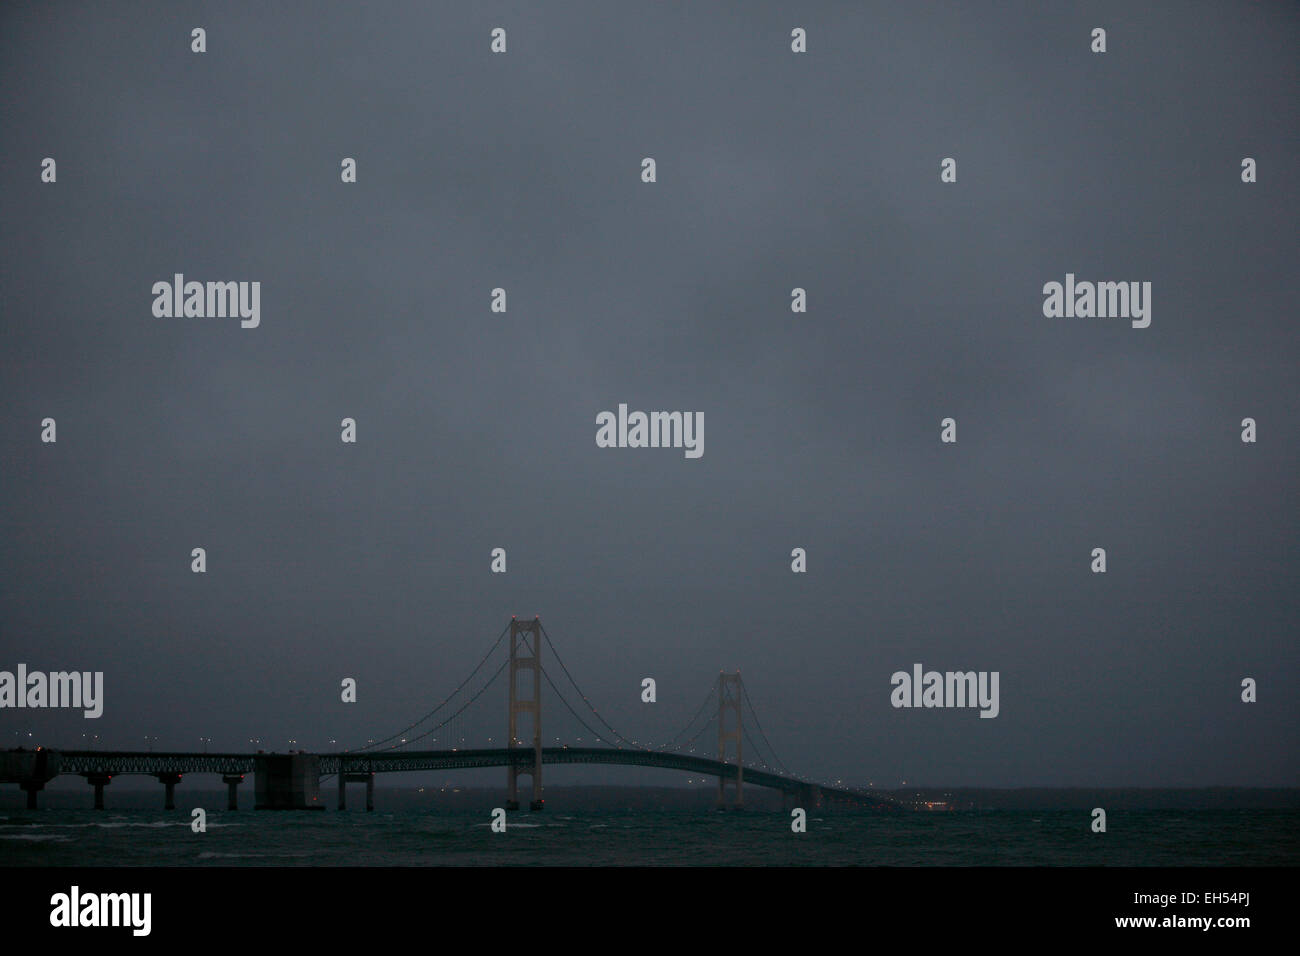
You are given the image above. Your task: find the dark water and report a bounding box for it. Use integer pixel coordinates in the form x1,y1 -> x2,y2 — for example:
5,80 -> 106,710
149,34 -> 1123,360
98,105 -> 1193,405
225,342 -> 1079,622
3,808 -> 1297,866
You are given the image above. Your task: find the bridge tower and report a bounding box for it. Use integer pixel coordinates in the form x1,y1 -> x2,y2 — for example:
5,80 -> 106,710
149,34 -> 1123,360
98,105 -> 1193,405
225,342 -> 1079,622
507,617 -> 544,811
717,671 -> 743,809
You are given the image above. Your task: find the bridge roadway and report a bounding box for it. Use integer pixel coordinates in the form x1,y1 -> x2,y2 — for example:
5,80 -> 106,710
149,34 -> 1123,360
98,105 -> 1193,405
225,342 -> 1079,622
43,747 -> 900,809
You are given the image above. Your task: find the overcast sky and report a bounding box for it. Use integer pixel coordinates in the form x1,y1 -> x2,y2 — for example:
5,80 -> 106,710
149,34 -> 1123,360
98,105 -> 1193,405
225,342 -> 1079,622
1,0 -> 1296,790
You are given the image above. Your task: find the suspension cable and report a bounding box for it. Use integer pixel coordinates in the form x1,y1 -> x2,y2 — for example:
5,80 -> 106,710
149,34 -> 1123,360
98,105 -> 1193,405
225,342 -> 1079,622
350,621 -> 510,752
662,681 -> 717,750
538,621 -> 643,750
679,711 -> 716,752
539,664 -> 620,746
741,725 -> 781,771
374,658 -> 508,751
740,681 -> 790,773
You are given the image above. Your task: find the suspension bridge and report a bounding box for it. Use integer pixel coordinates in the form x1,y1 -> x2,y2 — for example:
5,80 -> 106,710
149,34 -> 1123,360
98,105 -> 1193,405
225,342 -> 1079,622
3,617 -> 901,812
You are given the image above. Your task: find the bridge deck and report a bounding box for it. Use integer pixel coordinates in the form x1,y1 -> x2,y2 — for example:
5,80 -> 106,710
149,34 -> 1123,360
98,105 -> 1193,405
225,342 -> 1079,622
41,748 -> 899,808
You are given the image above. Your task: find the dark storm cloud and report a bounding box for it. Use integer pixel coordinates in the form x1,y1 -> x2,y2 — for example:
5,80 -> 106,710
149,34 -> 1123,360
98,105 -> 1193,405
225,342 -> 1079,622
1,1 -> 1296,788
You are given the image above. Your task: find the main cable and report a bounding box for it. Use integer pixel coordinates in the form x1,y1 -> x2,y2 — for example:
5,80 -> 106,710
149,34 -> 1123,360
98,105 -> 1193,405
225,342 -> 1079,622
661,681 -> 718,750
350,621 -> 511,752
740,680 -> 790,774
539,664 -> 620,746
374,658 -> 508,751
538,621 -> 644,750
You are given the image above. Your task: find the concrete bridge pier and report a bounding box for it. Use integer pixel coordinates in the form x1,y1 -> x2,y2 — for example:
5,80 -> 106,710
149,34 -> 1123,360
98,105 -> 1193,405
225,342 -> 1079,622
336,771 -> 374,811
254,754 -> 321,810
20,780 -> 43,810
4,750 -> 59,810
156,772 -> 182,810
222,774 -> 244,810
86,773 -> 113,810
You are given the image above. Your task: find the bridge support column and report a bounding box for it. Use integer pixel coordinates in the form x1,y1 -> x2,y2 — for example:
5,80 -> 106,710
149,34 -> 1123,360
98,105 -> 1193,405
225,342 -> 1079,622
717,672 -> 743,810
337,771 -> 372,811
254,753 -> 322,810
222,774 -> 244,810
156,773 -> 182,810
507,617 -> 544,812
86,773 -> 113,810
7,751 -> 56,811
21,781 -> 43,810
